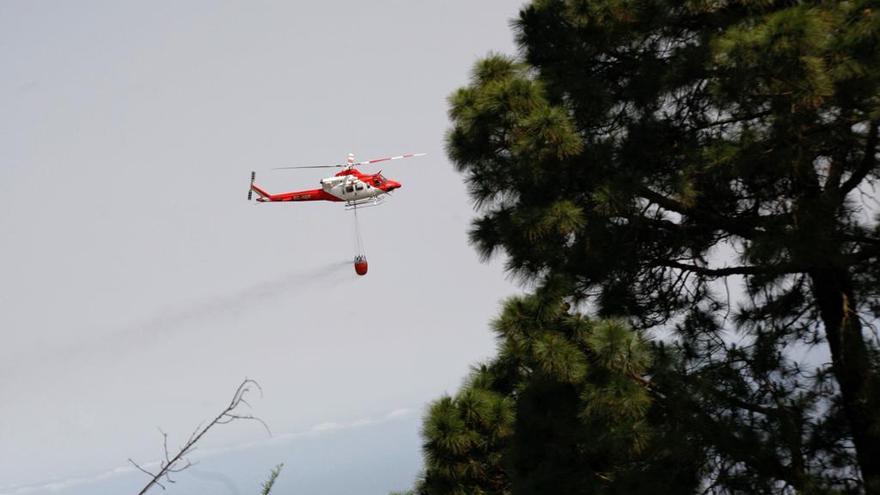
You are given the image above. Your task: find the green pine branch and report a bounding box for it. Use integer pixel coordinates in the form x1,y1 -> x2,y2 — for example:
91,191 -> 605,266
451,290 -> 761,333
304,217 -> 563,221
260,464 -> 284,495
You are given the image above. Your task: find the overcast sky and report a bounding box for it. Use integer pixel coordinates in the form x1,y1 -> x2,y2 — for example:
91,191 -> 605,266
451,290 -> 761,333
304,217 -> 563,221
0,2 -> 525,493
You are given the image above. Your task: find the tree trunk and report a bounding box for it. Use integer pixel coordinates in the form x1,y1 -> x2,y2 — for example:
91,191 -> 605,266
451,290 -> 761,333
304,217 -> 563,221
810,268 -> 880,494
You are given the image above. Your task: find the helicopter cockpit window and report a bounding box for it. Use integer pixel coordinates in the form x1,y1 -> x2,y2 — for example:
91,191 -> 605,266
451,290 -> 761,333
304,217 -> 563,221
355,184 -> 364,191
373,174 -> 385,186
345,185 -> 354,193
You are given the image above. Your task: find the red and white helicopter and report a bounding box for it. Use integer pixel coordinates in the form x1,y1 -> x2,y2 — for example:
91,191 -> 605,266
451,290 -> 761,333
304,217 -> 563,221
248,152 -> 425,276
248,152 -> 424,207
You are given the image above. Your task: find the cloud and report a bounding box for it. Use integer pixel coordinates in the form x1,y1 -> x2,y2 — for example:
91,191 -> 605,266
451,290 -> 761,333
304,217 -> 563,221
0,466 -> 136,494
0,405 -> 416,495
183,468 -> 241,495
386,408 -> 413,419
311,422 -> 344,432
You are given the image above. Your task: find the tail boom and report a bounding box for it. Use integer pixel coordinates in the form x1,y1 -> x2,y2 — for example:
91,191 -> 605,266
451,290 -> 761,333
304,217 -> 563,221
251,184 -> 341,202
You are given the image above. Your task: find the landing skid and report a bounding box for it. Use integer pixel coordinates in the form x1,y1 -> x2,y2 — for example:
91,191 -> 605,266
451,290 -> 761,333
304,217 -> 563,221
345,196 -> 387,210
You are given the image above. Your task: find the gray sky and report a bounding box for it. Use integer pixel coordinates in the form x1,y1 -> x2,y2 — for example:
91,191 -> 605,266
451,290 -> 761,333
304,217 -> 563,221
0,1 -> 525,493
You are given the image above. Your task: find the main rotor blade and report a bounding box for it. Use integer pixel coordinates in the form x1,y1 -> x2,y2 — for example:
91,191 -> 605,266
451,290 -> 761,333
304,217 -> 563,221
273,163 -> 346,170
354,153 -> 426,167
272,152 -> 425,171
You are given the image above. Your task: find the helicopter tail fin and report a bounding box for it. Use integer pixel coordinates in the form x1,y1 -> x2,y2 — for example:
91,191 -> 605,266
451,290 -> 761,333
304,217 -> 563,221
248,172 -> 275,202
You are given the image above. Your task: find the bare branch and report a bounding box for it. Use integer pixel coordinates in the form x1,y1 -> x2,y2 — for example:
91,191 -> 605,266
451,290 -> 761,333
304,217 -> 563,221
128,459 -> 158,479
840,120 -> 879,196
128,459 -> 164,491
635,185 -> 779,240
159,429 -> 170,463
655,260 -> 802,278
131,378 -> 270,495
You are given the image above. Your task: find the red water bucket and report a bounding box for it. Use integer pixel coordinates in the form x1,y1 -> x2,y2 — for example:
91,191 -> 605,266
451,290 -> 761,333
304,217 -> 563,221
354,255 -> 368,276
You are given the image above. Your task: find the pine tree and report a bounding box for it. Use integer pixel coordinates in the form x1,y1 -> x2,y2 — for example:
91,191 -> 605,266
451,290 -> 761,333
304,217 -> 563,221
441,0 -> 880,493
419,296 -> 702,494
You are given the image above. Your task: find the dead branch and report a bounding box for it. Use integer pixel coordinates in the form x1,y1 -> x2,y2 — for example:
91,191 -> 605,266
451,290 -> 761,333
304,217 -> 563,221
130,378 -> 270,495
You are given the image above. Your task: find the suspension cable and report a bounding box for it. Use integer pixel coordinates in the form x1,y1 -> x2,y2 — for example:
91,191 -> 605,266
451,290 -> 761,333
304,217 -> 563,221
353,202 -> 365,257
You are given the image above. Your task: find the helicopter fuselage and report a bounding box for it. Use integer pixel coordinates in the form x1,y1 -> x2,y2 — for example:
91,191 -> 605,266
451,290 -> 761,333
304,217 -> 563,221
249,168 -> 401,203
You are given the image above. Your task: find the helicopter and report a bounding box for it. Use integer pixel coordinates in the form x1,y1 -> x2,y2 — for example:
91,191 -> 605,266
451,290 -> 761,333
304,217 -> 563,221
248,152 -> 425,276
248,152 -> 424,207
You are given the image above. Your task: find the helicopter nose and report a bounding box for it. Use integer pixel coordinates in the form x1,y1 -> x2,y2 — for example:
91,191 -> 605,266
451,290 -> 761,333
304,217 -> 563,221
387,180 -> 401,190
